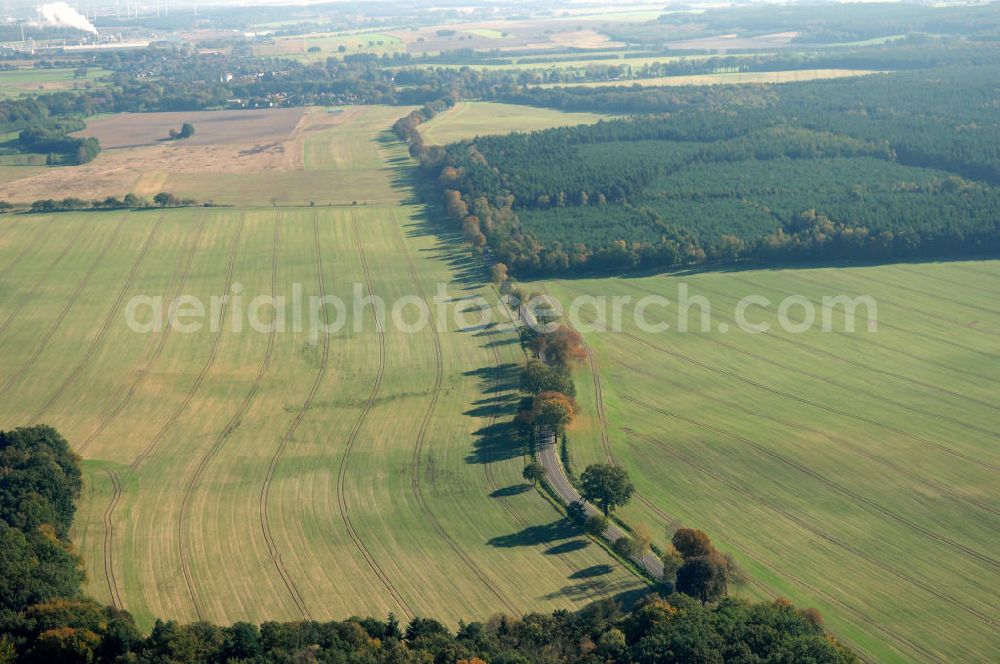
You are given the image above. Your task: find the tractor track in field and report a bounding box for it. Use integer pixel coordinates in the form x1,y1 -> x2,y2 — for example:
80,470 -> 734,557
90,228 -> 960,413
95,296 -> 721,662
949,263 -> 1000,285
579,279 -> 999,441
696,282 -> 1000,418
389,213 -> 520,616
621,395 -> 1000,574
538,285 -> 619,472
547,285 -> 755,592
623,416 -> 1000,627
335,209 -> 414,619
178,219 -> 280,620
616,323 -> 1000,472
0,217 -> 43,276
0,216 -> 15,249
725,274 -> 1000,384
540,288 -> 894,661
128,214 -> 246,471
1,216 -> 127,397
555,281 -> 1000,472
258,213 -> 324,621
473,298 -> 531,528
607,424 -> 923,664
888,267 -> 1000,309
730,534 -> 936,663
792,270 -> 1000,339
475,301 -> 601,602
103,215 -> 243,619
621,277 -> 1000,411
29,218 -> 163,425
615,355 -> 1000,521
0,217 -> 89,340
486,289 -> 612,599
77,219 -> 205,455
102,469 -> 124,610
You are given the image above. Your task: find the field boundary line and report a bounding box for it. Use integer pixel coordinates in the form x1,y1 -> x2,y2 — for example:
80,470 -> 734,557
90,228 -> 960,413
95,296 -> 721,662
77,218 -> 206,455
257,212 -> 324,620
0,215 -> 128,396
389,209 -> 520,616
331,209 -> 415,619
178,218 -> 280,620
29,217 -> 164,425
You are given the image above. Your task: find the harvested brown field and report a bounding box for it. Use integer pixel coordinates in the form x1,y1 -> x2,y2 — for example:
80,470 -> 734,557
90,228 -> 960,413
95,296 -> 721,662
536,69 -> 881,89
76,108 -> 307,149
0,106 -> 381,205
664,31 -> 801,51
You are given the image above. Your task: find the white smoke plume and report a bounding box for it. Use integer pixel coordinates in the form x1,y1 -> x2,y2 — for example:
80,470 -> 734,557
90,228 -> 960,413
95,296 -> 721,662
37,2 -> 98,34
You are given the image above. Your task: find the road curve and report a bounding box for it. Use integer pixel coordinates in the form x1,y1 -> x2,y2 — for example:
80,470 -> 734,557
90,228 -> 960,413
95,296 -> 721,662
535,427 -> 663,580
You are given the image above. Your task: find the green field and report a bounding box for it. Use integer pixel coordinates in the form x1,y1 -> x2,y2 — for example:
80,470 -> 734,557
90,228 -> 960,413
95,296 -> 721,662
466,28 -> 506,39
417,102 -> 610,144
0,109 -> 646,630
537,261 -> 1000,663
254,32 -> 404,61
401,52 -> 755,73
535,68 -> 881,88
0,67 -> 108,97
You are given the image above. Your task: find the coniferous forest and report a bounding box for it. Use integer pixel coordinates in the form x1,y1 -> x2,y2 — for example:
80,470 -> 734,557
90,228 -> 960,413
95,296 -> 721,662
417,64 -> 1000,276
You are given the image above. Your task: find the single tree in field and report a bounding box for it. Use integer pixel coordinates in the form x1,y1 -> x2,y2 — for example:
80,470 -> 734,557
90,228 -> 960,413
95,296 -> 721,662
566,500 -> 587,525
579,464 -> 634,516
489,262 -> 508,285
631,523 -> 652,557
179,122 -> 195,139
123,193 -> 144,208
721,551 -> 748,592
661,544 -> 684,585
521,461 -> 546,486
583,513 -> 608,537
528,391 -> 576,435
519,360 -> 574,396
613,536 -> 639,558
672,528 -> 713,559
153,192 -> 178,207
675,551 -> 729,604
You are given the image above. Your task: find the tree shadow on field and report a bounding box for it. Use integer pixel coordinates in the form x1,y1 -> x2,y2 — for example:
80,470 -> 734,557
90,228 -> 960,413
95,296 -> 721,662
464,360 -> 523,465
463,363 -> 519,393
488,517 -> 584,548
612,586 -> 661,611
382,135 -> 492,288
570,565 -> 613,579
491,483 -> 531,498
546,539 -> 589,555
465,417 -> 523,466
